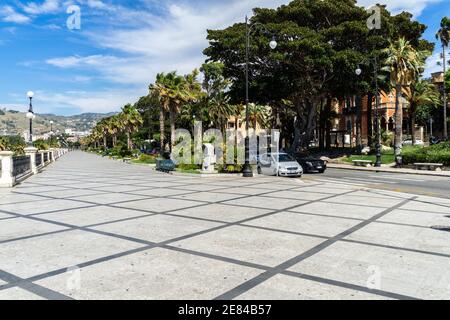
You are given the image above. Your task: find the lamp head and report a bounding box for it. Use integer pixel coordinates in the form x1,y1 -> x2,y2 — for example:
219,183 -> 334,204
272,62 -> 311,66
27,91 -> 34,98
269,37 -> 277,50
26,112 -> 35,119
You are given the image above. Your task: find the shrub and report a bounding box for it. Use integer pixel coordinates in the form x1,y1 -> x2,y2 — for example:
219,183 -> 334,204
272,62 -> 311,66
403,143 -> 450,166
34,139 -> 49,151
138,154 -> 156,164
178,163 -> 201,171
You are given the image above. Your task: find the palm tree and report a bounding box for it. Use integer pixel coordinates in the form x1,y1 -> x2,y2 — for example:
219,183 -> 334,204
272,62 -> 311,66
436,17 -> 450,139
206,92 -> 235,132
240,103 -> 270,130
107,115 -> 123,147
150,72 -> 185,152
98,119 -> 108,148
121,104 -> 143,150
234,104 -> 245,130
383,38 -> 430,165
404,80 -> 440,145
150,73 -> 173,152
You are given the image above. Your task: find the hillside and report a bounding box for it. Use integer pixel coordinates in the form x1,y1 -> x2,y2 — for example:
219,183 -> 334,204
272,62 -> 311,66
0,108 -> 116,136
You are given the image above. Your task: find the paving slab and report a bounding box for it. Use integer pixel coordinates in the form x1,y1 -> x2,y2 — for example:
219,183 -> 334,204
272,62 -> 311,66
238,274 -> 389,300
289,241 -> 450,300
91,214 -> 224,243
35,248 -> 263,300
172,225 -> 324,267
0,229 -> 143,278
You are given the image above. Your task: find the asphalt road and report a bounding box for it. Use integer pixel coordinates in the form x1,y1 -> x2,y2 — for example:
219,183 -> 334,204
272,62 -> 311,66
304,168 -> 450,200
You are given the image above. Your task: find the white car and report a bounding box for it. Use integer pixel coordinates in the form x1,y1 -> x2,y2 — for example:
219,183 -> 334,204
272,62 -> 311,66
403,139 -> 424,146
258,153 -> 303,177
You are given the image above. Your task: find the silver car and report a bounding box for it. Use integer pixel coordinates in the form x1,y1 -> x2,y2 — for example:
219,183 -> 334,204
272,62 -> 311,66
258,153 -> 303,177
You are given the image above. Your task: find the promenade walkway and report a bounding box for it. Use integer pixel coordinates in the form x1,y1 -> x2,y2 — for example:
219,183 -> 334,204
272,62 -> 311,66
0,151 -> 449,300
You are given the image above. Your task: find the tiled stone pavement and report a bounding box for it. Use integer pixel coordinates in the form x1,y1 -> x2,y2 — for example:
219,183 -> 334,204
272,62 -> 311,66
1,151 -> 450,300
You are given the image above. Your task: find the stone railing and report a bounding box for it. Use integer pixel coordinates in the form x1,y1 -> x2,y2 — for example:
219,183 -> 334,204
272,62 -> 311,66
0,148 -> 69,187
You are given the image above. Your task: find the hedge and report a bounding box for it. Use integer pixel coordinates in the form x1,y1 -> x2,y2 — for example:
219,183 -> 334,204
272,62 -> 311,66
402,142 -> 450,166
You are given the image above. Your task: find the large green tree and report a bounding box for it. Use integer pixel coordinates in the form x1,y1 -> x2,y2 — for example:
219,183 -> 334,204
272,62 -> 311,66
204,0 -> 433,150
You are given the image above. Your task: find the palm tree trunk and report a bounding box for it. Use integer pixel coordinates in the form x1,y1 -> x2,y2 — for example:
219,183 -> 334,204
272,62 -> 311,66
169,106 -> 176,152
159,106 -> 165,154
394,84 -> 403,165
411,106 -> 417,146
443,45 -> 448,140
127,131 -> 132,150
367,93 -> 373,148
103,136 -> 107,148
355,96 -> 362,151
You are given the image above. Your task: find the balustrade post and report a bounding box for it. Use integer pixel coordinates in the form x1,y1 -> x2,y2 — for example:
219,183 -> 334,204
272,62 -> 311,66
24,147 -> 38,174
49,148 -> 55,162
0,151 -> 15,187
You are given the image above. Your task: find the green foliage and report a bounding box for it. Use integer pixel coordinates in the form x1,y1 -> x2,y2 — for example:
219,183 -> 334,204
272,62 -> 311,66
0,137 -> 8,151
34,139 -> 49,151
219,164 -> 243,173
177,163 -> 201,171
370,129 -> 394,149
203,0 -> 432,150
137,154 -> 157,164
402,142 -> 450,166
0,135 -> 28,155
344,154 -> 395,165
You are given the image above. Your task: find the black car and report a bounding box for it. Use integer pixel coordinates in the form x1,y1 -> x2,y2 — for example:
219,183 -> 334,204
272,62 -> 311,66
293,156 -> 327,173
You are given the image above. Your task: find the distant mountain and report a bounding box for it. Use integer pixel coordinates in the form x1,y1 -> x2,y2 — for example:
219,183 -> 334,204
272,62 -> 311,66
0,108 -> 116,136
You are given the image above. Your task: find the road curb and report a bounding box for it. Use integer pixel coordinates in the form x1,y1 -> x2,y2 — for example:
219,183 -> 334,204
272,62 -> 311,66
327,164 -> 450,177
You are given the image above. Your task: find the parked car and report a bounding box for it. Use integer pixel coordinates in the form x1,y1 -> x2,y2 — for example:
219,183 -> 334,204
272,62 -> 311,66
429,136 -> 441,145
403,139 -> 425,146
293,155 -> 327,173
258,153 -> 303,177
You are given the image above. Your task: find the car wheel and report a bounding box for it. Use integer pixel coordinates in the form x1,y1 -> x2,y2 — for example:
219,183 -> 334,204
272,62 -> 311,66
318,169 -> 325,174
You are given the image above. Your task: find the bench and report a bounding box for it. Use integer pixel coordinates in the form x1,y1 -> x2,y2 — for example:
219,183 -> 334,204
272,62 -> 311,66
352,160 -> 374,167
413,163 -> 444,171
156,159 -> 176,172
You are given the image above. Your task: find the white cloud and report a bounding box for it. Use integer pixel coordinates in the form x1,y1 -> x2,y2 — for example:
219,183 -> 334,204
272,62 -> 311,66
357,0 -> 443,16
424,51 -> 450,78
85,0 -> 108,9
46,55 -> 123,68
18,88 -> 142,114
41,0 -> 445,113
22,0 -> 60,15
0,6 -> 31,24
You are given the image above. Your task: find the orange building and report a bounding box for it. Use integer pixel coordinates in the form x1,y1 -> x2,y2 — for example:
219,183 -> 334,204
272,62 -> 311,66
330,89 -> 421,147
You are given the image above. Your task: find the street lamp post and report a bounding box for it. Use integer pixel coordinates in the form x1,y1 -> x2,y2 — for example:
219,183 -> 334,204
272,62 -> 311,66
356,56 -> 382,167
242,15 -> 277,177
50,120 -> 54,144
26,91 -> 35,146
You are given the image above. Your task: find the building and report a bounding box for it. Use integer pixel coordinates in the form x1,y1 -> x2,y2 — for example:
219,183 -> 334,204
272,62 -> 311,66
330,88 -> 427,148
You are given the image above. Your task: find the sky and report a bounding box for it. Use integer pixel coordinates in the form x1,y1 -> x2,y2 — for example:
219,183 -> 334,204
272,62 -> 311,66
0,0 -> 449,116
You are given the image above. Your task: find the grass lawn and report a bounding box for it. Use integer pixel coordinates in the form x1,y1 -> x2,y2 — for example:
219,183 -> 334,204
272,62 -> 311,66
175,168 -> 200,174
343,153 -> 395,165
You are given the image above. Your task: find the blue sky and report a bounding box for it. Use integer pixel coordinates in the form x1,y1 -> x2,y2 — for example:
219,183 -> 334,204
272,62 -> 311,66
0,0 -> 449,116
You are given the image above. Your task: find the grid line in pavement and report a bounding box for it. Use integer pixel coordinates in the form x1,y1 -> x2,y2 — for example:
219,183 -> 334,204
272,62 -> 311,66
1,151 -> 448,300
